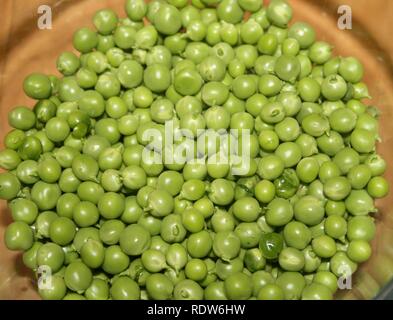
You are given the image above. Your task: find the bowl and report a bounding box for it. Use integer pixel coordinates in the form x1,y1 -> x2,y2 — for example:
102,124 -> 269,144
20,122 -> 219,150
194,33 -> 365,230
0,0 -> 393,300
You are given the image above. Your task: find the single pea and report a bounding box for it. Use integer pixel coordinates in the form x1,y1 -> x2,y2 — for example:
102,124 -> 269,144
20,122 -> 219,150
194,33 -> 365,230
279,247 -> 305,272
259,232 -> 283,260
323,176 -> 352,201
275,142 -> 302,168
216,0 -> 244,24
181,208 -> 205,233
208,179 -> 235,206
166,243 -> 188,272
64,260 -> 93,292
215,257 -> 244,281
347,240 -> 372,263
325,200 -> 346,217
31,181 -> 61,210
294,195 -> 325,226
257,284 -> 285,300
339,57 -> 364,83
120,224 -> 151,256
275,117 -> 301,142
145,189 -> 174,217
78,90 -> 105,118
232,197 -> 261,222
347,216 -> 376,242
0,172 -> 21,200
102,245 -> 130,275
125,0 -> 147,21
38,275 -> 67,300
267,0 -> 292,27
4,221 -> 34,251
23,73 -> 52,99
73,201 -> 100,227
80,239 -> 105,269
257,155 -> 284,181
77,181 -> 104,205
18,136 -> 43,161
266,198 -> 294,227
22,241 -> 42,269
122,165 -> 147,190
146,274 -> 174,300
141,249 -> 167,273
153,4 -> 182,35
296,157 -> 319,184
174,279 -> 204,300
312,235 -> 337,258
204,281 -> 228,300
244,248 -> 266,272
330,251 -> 357,278
4,129 -> 26,150
258,74 -> 283,97
324,215 -> 347,240
235,222 -> 262,249
296,133 -> 318,157
73,27 -> 98,53
258,130 -> 279,152
49,217 -> 76,246
367,176 -> 389,198
85,278 -> 110,300
56,51 -> 80,76
364,154 -> 386,177
302,283 -> 333,300
8,106 -> 36,131
98,192 -> 125,220
224,272 -> 252,300
333,147 -> 360,175
213,231 -> 241,261
274,55 -> 300,83
316,131 -> 344,157
283,221 -> 312,250
99,220 -> 125,246
345,190 -> 375,216
211,209 -> 236,232
276,272 -> 306,300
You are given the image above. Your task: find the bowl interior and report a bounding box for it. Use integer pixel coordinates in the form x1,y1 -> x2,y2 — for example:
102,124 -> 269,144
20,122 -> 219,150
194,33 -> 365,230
0,0 -> 393,300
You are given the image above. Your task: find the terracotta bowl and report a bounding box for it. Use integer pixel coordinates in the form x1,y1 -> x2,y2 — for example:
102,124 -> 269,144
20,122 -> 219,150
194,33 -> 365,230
0,0 -> 393,300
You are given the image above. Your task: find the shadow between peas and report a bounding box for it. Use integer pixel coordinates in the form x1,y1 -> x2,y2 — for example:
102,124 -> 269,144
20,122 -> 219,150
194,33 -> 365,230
0,205 -> 12,227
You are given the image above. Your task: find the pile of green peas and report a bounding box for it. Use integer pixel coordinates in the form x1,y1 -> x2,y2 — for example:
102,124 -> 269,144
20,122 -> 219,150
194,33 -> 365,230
0,0 -> 389,300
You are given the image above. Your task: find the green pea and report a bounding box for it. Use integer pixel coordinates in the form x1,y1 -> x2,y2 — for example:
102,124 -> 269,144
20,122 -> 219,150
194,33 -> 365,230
279,247 -> 305,272
102,245 -> 130,275
174,279 -> 204,300
49,217 -> 76,246
213,231 -> 241,261
294,195 -> 325,226
141,249 -> 167,273
4,221 -> 34,251
347,240 -> 371,263
81,239 -> 105,268
259,232 -> 283,260
345,190 -> 375,216
276,272 -> 306,300
120,224 -> 151,255
367,176 -> 389,198
85,278 -> 110,300
266,198 -> 293,227
38,275 -> 67,300
146,273 -> 174,300
224,272 -> 252,300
